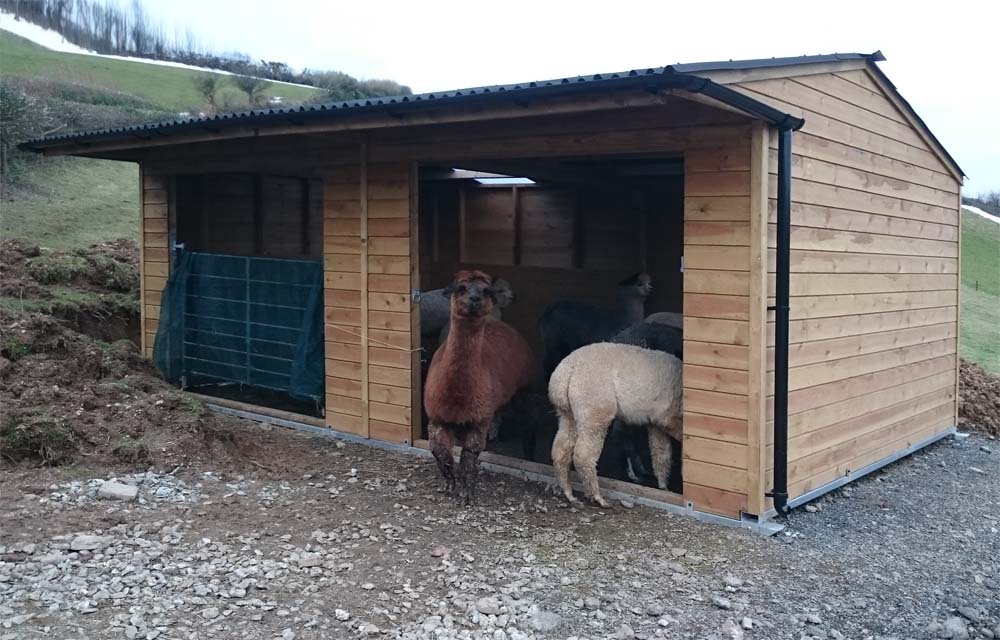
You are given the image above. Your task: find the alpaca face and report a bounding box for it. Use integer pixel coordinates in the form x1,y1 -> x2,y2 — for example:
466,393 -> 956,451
620,272 -> 653,298
447,270 -> 496,318
492,277 -> 515,308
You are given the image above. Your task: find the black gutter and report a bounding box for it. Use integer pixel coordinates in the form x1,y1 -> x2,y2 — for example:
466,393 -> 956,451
767,127 -> 795,516
677,75 -> 804,130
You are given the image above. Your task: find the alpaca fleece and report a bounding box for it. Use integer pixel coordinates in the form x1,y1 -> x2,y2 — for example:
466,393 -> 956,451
424,270 -> 534,503
611,321 -> 683,359
539,273 -> 651,381
548,342 -> 682,507
600,321 -> 685,488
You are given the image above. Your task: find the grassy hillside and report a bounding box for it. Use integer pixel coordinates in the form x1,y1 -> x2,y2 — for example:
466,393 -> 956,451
1,157 -> 137,248
0,29 -> 321,112
960,209 -> 1000,373
0,25 -> 320,250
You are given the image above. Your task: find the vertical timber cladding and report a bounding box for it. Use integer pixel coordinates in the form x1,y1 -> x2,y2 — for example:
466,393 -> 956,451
731,70 -> 962,505
140,170 -> 170,357
681,125 -> 755,518
323,153 -> 415,443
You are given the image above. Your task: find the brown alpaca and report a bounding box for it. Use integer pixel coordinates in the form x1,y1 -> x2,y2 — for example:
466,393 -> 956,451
423,270 -> 534,503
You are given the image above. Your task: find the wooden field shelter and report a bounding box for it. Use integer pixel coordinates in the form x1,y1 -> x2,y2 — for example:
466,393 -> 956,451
24,52 -> 965,526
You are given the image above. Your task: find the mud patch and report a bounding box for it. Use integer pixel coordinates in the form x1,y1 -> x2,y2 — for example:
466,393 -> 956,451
959,358 -> 1000,436
0,238 -> 140,344
0,311 -> 253,469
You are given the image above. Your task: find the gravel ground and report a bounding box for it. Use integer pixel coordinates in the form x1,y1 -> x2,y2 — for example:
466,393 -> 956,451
1,424 -> 997,640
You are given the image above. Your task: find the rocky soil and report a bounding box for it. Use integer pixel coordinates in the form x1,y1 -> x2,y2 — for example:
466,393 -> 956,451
2,424 -> 997,640
959,359 -> 1000,437
0,311 -> 256,469
0,239 -> 140,344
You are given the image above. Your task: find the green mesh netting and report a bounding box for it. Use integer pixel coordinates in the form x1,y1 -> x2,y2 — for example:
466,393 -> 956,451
153,251 -> 325,402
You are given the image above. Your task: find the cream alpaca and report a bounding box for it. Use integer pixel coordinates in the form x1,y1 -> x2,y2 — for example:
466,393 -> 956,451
548,342 -> 683,507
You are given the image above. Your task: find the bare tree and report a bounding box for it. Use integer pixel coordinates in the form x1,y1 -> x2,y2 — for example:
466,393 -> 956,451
964,190 -> 1000,216
0,0 -> 411,92
192,74 -> 222,112
230,75 -> 269,107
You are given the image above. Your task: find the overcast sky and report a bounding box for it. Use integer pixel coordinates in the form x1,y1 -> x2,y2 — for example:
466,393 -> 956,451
137,0 -> 997,193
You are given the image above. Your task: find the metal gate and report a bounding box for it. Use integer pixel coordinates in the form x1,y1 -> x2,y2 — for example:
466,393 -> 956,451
175,252 -> 323,395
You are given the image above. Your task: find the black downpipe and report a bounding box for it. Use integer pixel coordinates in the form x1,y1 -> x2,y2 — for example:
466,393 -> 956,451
767,128 -> 793,516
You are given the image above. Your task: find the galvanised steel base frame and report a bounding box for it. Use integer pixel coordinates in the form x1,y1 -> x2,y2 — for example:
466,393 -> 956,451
760,427 -> 957,520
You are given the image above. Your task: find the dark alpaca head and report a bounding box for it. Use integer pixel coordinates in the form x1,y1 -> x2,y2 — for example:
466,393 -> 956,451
619,272 -> 653,298
445,270 -> 497,319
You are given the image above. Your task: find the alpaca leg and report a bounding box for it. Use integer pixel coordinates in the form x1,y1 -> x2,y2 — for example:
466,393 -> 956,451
429,424 -> 457,495
522,426 -> 537,462
647,424 -> 675,491
572,419 -> 612,508
458,422 -> 489,505
551,413 -> 580,506
541,339 -> 566,383
619,422 -> 650,484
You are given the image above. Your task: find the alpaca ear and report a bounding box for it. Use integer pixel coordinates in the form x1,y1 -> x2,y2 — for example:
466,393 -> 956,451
618,272 -> 641,286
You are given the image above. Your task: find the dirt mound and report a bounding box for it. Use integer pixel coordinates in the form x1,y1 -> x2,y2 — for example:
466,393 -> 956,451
959,359 -> 1000,436
0,310 -> 250,468
0,238 -> 140,343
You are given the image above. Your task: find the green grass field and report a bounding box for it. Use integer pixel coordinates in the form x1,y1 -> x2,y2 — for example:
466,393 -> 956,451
1,25 -> 321,249
960,208 -> 1000,373
0,29 -> 321,112
1,157 -> 138,249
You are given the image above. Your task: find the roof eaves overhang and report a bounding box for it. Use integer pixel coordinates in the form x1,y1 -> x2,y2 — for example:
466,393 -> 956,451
19,70 -> 802,156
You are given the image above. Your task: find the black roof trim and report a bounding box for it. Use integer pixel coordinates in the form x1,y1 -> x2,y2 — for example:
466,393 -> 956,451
861,63 -> 964,178
665,51 -> 885,74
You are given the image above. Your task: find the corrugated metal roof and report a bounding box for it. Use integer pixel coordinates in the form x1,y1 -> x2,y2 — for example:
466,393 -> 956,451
21,53 -> 872,151
18,50 -> 962,177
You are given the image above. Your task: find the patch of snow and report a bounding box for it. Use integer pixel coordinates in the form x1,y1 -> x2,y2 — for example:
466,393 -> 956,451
0,10 -> 317,90
963,205 -> 1000,225
0,10 -> 93,54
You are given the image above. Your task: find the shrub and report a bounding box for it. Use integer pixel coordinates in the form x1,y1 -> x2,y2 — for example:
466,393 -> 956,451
26,254 -> 90,285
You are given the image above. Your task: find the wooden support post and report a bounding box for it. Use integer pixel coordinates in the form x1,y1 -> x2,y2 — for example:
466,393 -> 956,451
746,122 -> 770,517
252,173 -> 263,255
410,162 -> 423,443
360,142 -> 371,438
458,187 -> 467,263
138,166 -> 147,356
301,178 -> 311,256
571,188 -> 584,269
432,190 -> 440,262
512,186 -> 522,266
954,188 -> 962,429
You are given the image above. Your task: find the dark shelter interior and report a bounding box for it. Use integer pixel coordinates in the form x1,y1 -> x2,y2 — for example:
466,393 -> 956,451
416,157 -> 685,491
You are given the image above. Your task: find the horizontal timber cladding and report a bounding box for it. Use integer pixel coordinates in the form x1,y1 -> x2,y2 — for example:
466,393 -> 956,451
732,69 -> 961,505
681,128 -> 759,518
141,170 -> 170,357
323,155 -> 415,444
